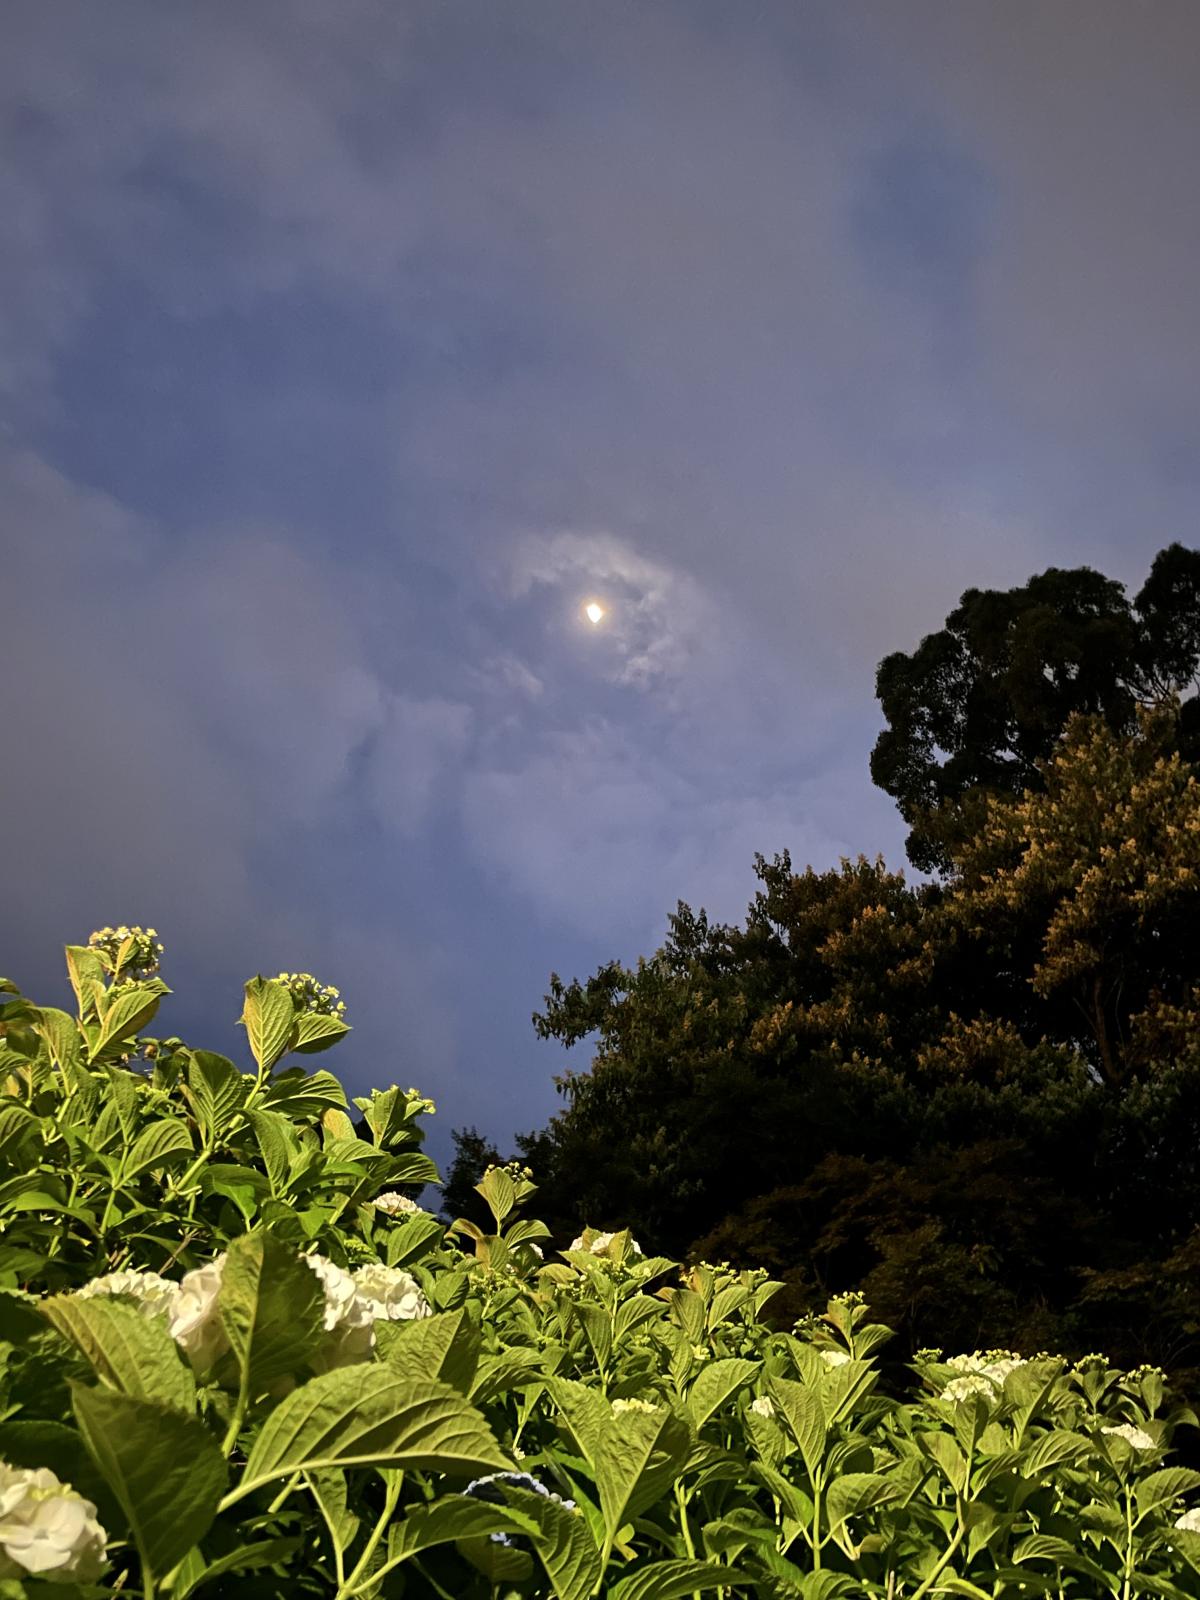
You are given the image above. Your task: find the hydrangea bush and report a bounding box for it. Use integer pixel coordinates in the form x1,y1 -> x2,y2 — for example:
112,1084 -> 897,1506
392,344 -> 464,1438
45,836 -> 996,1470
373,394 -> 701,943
1,934 -> 1199,1597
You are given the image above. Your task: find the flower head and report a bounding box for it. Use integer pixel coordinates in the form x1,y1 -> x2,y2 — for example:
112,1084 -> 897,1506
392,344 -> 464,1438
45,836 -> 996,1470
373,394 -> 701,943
464,1471 -> 576,1542
820,1349 -> 852,1368
274,972 -> 347,1017
74,1268 -> 180,1322
373,1192 -> 425,1217
612,1397 -> 660,1416
1101,1423 -> 1157,1451
942,1374 -> 999,1406
749,1396 -> 775,1418
0,1463 -> 107,1581
169,1257 -> 229,1372
1175,1507 -> 1200,1532
352,1264 -> 432,1324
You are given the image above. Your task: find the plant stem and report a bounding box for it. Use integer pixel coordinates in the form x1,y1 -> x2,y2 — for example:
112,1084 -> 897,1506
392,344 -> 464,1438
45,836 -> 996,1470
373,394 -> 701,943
339,1472 -> 403,1597
909,1496 -> 968,1600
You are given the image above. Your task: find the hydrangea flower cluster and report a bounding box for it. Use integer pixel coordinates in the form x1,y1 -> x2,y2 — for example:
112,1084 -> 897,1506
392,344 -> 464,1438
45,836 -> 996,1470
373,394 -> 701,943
71,1253 -> 431,1372
274,972 -> 347,1017
1101,1422 -> 1157,1451
820,1348 -> 851,1367
87,925 -> 163,982
611,1397 -> 660,1416
749,1395 -> 775,1418
568,1229 -> 644,1259
372,1192 -> 426,1217
0,1463 -> 107,1581
74,1267 -> 179,1320
1176,1508 -> 1200,1531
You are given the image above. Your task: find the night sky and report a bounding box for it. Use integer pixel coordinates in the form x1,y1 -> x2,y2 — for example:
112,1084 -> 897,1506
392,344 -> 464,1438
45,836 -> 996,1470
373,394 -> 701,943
4,2 -> 1199,1177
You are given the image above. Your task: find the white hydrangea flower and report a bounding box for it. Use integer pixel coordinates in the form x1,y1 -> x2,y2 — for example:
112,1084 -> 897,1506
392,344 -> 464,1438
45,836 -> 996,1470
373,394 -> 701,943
749,1396 -> 775,1418
945,1351 -> 1026,1387
373,1192 -> 425,1217
982,1356 -> 1026,1385
352,1264 -> 432,1325
569,1231 -> 644,1259
1101,1423 -> 1156,1451
168,1256 -> 229,1372
74,1268 -> 180,1321
1175,1507 -> 1200,1532
611,1397 -> 659,1415
820,1349 -> 852,1367
305,1255 -> 377,1366
946,1352 -> 991,1375
0,1463 -> 107,1581
942,1374 -> 999,1405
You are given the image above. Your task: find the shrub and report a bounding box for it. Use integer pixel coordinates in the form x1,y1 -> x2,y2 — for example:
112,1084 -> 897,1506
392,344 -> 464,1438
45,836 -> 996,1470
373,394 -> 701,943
1,932 -> 1199,1596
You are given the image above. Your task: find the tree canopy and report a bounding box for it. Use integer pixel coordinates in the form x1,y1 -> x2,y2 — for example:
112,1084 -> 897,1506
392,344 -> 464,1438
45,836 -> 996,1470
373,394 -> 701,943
870,542 -> 1200,871
457,543 -> 1200,1384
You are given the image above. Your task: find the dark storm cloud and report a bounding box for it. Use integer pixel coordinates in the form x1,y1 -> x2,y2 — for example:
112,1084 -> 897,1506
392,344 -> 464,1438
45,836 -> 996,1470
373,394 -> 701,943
2,1 -> 1198,1163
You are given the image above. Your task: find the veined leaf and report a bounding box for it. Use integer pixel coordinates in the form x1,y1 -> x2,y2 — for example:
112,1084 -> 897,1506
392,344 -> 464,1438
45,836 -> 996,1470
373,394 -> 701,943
290,1012 -> 351,1054
218,1234 -> 326,1392
90,983 -> 166,1060
503,1484 -> 602,1600
1021,1429 -> 1094,1476
184,1051 -> 247,1144
42,1295 -> 195,1413
169,1536 -> 303,1598
609,1558 -> 742,1600
73,1384 -> 226,1581
1136,1466 -> 1200,1519
386,1495 -> 538,1561
239,977 -> 295,1075
236,1368 -> 511,1498
594,1405 -> 691,1543
247,1108 -> 299,1197
767,1375 -> 827,1479
378,1307 -> 481,1394
824,1471 -> 902,1531
120,1117 -> 193,1183
688,1357 -> 759,1428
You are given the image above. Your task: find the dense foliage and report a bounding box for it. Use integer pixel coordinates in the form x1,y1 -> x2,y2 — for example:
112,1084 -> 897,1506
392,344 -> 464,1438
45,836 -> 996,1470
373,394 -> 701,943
5,944 -> 1200,1597
870,542 -> 1200,873
505,703 -> 1200,1384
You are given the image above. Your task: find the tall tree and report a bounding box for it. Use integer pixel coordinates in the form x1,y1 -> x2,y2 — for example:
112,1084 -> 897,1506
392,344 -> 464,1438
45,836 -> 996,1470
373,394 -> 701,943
871,543 -> 1200,872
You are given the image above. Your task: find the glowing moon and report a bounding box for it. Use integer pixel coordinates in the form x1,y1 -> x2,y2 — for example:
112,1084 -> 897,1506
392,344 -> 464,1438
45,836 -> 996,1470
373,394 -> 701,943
584,601 -> 605,626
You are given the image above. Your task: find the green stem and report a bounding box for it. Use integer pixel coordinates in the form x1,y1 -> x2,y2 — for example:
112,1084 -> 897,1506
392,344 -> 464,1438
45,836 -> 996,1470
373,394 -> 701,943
339,1472 -> 403,1597
909,1498 -> 968,1600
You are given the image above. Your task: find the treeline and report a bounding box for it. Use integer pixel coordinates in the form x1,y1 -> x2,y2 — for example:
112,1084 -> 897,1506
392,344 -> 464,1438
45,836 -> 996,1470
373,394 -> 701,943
448,545 -> 1200,1386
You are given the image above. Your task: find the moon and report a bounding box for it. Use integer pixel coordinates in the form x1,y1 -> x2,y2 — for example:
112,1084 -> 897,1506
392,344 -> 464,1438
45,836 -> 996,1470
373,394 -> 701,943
584,601 -> 605,626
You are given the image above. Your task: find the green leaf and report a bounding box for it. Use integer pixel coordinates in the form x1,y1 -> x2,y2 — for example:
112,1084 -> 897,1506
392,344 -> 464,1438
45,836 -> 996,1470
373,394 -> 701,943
236,1368 -> 511,1497
64,944 -> 107,1019
767,1375 -> 827,1478
498,1488 -> 603,1600
218,1234 -> 326,1392
547,1378 -> 611,1465
1011,1532 -> 1109,1583
594,1406 -> 691,1543
306,1468 -> 360,1561
41,1295 -> 196,1413
920,1431 -> 969,1495
386,1495 -> 538,1561
261,1067 -> 348,1117
575,1300 -> 612,1369
185,1051 -> 247,1144
169,1536 -> 303,1598
290,1012 -> 351,1054
609,1561 -> 744,1600
1136,1466 -> 1200,1519
239,977 -> 296,1075
72,1384 -> 226,1581
1021,1429 -> 1094,1476
120,1117 -> 193,1182
34,1006 -> 85,1081
90,983 -> 166,1060
247,1108 -> 299,1196
378,1307 -> 481,1394
688,1358 -> 759,1428
824,1471 -> 902,1531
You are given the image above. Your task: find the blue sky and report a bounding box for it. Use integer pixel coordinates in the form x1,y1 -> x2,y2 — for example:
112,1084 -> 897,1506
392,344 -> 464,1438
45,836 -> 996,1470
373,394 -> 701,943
3,1 -> 1199,1176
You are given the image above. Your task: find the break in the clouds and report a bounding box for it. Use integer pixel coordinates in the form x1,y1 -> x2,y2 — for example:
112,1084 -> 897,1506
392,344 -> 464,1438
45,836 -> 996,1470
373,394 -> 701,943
3,1 -> 1199,1167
